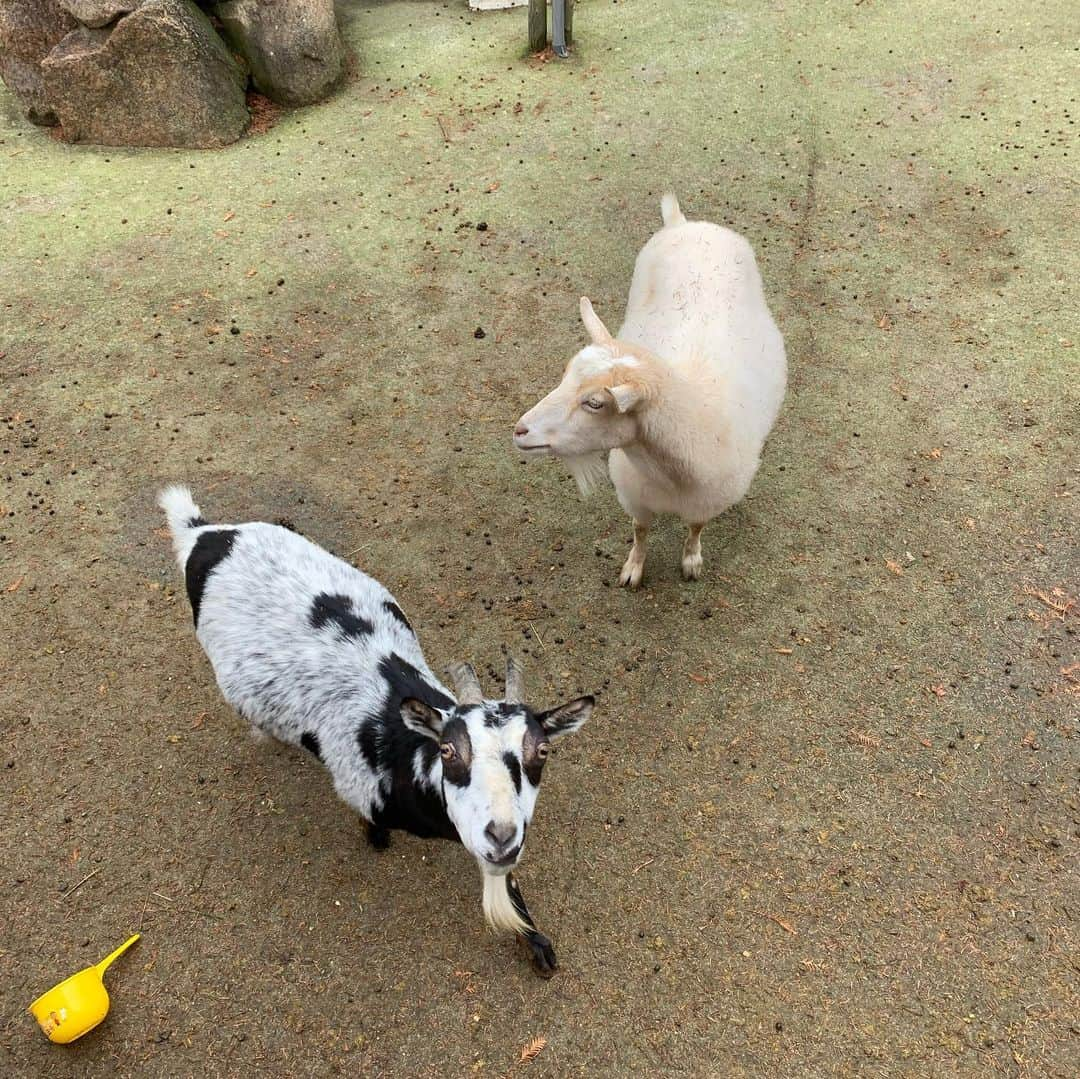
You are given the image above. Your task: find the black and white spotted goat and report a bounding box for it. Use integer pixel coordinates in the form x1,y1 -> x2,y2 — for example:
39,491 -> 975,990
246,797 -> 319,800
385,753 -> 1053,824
159,485 -> 593,975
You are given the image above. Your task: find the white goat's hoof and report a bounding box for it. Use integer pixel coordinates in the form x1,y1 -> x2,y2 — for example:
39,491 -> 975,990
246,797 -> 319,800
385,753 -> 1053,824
618,557 -> 644,589
681,554 -> 703,580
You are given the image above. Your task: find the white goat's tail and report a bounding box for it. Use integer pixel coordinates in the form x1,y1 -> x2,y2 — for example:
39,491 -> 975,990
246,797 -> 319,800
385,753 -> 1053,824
482,873 -> 529,936
158,484 -> 206,566
660,192 -> 686,227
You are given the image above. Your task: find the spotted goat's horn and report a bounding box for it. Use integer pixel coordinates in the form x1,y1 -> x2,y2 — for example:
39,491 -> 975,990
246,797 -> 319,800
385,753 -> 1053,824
446,662 -> 483,706
504,655 -> 525,704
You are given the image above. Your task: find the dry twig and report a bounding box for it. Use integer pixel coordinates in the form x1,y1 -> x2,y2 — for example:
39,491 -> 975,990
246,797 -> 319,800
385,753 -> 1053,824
60,867 -> 101,901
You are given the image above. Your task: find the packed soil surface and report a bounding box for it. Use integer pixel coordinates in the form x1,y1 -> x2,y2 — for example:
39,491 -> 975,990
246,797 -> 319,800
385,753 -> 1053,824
1,2 -> 1076,1076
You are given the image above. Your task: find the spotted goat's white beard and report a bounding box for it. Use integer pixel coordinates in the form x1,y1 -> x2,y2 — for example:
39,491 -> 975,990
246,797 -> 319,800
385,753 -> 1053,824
482,872 -> 529,935
564,452 -> 609,497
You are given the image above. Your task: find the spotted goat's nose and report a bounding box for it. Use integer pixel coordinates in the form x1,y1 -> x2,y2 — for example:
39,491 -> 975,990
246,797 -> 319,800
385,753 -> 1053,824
484,820 -> 516,849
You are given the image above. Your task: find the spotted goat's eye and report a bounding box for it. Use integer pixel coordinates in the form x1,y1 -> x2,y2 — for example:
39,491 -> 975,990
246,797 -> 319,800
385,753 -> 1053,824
440,744 -> 456,762
582,397 -> 604,412
536,743 -> 551,760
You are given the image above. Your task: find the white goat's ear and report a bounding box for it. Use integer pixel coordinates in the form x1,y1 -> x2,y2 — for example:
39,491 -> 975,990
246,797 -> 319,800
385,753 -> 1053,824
606,382 -> 643,413
536,695 -> 594,740
400,698 -> 446,740
580,297 -> 613,346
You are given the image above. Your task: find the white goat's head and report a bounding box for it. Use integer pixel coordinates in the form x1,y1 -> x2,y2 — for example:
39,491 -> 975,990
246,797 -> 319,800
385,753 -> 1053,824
514,298 -> 653,493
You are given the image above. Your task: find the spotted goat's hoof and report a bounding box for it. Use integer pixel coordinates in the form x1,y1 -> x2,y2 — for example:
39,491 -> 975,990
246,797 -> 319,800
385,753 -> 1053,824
522,930 -> 558,978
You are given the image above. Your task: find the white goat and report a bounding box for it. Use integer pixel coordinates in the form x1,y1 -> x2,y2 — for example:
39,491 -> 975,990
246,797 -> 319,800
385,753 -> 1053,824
514,194 -> 787,587
159,485 -> 594,976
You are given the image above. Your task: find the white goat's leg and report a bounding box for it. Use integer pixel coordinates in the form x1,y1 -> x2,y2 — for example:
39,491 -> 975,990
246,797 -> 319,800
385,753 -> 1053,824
618,515 -> 652,589
681,523 -> 706,580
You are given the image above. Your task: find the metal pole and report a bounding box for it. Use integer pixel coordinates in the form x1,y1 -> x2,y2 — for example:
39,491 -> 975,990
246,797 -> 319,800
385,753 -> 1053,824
565,0 -> 574,47
528,0 -> 547,53
552,0 -> 569,57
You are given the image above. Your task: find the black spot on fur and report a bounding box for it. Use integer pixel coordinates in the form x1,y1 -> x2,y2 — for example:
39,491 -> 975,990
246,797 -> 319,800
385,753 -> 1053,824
503,752 -> 522,793
484,702 -> 521,728
378,653 -> 454,712
357,721 -> 381,773
357,655 -> 459,842
300,731 -> 322,761
187,515 -> 207,528
185,529 -> 238,626
522,715 -> 549,787
383,600 -> 412,632
440,718 -> 472,788
309,593 -> 374,638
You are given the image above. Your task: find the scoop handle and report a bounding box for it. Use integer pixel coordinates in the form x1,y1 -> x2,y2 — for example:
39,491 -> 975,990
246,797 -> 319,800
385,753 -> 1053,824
95,933 -> 141,976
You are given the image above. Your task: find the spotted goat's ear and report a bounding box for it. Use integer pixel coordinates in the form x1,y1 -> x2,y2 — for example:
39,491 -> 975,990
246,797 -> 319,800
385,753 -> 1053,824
400,699 -> 446,740
535,696 -> 595,740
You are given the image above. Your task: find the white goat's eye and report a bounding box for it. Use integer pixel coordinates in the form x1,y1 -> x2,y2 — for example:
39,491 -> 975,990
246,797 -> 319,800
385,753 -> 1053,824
536,743 -> 551,760
582,397 -> 604,412
440,744 -> 456,762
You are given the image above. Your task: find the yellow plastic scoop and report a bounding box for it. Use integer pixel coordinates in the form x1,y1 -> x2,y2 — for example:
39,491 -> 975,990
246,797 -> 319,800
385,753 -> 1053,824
28,934 -> 140,1044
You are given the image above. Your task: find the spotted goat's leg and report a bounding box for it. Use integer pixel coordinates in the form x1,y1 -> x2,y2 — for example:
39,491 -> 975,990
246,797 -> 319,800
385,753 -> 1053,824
505,874 -> 557,977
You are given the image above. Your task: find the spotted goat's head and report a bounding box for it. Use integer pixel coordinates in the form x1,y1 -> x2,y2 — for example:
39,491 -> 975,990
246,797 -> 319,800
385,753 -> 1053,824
399,658 -> 593,930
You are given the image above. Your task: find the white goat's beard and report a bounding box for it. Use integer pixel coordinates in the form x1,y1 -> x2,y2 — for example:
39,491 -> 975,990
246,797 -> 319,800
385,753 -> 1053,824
482,872 -> 529,935
563,452 -> 609,497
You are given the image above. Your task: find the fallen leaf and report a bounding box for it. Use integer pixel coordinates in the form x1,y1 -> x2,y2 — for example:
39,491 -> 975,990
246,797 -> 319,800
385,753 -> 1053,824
920,738 -> 933,748
5,575 -> 24,593
1022,587 -> 1074,619
519,1036 -> 547,1063
928,684 -> 947,698
878,313 -> 891,330
774,646 -> 793,655
885,558 -> 904,576
688,672 -> 708,684
485,181 -> 500,193
848,729 -> 881,749
223,210 -> 235,223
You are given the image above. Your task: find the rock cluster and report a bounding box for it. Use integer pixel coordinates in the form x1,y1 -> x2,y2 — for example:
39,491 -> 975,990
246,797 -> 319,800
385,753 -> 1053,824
0,0 -> 344,147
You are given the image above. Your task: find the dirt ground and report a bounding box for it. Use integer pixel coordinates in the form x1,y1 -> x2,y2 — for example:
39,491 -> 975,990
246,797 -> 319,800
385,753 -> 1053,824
1,1 -> 1077,1076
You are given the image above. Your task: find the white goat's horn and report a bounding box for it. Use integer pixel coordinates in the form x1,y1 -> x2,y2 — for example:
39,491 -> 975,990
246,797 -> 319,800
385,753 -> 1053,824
505,655 -> 525,704
446,662 -> 483,706
580,296 -> 613,345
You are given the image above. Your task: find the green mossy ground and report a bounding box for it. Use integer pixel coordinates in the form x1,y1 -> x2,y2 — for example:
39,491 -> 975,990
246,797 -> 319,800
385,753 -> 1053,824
1,2 -> 1076,1075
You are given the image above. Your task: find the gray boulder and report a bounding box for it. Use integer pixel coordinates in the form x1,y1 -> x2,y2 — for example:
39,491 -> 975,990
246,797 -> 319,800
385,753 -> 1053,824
58,1 -> 142,29
42,0 -> 249,147
0,0 -> 77,125
214,0 -> 343,107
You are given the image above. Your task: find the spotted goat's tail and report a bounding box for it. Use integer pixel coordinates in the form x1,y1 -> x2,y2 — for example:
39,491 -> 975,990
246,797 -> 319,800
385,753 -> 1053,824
157,485 -> 207,567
